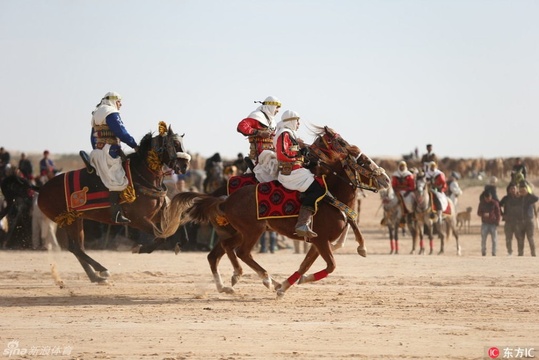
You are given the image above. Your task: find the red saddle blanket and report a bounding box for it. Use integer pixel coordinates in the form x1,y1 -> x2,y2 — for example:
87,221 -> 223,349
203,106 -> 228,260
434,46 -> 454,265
429,192 -> 452,215
64,161 -> 134,212
256,177 -> 327,220
227,173 -> 258,195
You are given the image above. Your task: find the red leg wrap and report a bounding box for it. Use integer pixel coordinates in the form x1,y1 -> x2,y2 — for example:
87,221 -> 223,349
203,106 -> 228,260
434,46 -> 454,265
287,271 -> 301,285
313,269 -> 329,281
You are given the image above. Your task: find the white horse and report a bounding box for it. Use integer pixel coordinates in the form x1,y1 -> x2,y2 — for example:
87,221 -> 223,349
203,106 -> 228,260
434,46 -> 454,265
412,177 -> 461,255
379,187 -> 403,254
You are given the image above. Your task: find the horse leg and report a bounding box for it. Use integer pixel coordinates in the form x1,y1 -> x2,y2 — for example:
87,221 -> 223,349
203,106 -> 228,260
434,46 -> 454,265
452,222 -> 461,256
389,226 -> 394,255
438,222 -> 445,255
295,240 -> 335,286
207,238 -> 243,294
277,245 -> 320,297
330,224 -> 349,251
207,240 -> 236,294
66,220 -> 109,283
233,228 -> 278,291
394,227 -> 399,255
133,238 -> 166,254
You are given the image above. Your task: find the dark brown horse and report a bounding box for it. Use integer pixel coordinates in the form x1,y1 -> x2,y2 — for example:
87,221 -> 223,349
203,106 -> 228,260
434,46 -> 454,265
174,126 -> 390,297
38,122 -> 191,283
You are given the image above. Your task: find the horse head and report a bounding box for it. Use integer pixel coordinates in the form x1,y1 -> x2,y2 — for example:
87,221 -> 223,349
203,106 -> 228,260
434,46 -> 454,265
413,175 -> 430,212
136,121 -> 191,175
309,126 -> 390,192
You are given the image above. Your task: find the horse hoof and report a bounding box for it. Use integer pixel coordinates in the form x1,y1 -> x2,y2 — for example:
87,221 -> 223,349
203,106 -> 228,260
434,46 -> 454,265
262,278 -> 273,290
357,247 -> 367,257
276,290 -> 285,299
99,271 -> 110,278
131,244 -> 142,254
220,287 -> 235,295
231,275 -> 241,287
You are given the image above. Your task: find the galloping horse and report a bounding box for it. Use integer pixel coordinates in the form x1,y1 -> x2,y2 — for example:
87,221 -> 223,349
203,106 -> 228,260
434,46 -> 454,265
411,176 -> 460,255
38,122 -> 191,282
174,126 -> 390,297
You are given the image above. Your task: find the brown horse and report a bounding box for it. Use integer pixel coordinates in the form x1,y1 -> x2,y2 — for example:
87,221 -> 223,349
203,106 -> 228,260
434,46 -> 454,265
38,122 -> 191,283
174,126 -> 390,297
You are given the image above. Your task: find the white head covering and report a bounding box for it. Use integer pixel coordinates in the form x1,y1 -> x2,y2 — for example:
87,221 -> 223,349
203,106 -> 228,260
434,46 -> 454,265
91,91 -> 122,125
395,160 -> 412,177
273,110 -> 300,148
247,95 -> 281,130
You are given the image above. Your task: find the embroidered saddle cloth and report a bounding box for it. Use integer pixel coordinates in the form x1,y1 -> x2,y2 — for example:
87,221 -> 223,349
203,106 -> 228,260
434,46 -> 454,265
64,161 -> 135,212
256,177 -> 327,220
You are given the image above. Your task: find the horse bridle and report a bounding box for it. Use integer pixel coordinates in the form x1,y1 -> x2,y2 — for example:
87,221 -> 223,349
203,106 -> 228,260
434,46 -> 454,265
150,132 -> 191,171
309,131 -> 384,192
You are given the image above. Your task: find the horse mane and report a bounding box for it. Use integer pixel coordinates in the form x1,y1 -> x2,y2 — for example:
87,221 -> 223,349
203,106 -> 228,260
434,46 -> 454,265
309,125 -> 361,162
127,132 -> 153,161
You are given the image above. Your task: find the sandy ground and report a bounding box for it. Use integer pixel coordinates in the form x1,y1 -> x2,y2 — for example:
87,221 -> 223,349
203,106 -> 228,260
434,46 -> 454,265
0,186 -> 538,360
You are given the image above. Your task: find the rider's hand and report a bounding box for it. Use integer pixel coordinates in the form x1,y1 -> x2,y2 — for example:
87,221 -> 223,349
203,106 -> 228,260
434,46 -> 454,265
257,130 -> 272,139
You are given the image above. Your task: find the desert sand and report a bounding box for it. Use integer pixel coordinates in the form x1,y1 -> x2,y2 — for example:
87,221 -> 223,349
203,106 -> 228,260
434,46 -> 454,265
0,185 -> 538,360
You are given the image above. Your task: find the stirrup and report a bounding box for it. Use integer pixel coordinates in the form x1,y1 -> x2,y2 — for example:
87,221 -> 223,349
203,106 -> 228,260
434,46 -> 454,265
295,226 -> 318,238
113,211 -> 131,224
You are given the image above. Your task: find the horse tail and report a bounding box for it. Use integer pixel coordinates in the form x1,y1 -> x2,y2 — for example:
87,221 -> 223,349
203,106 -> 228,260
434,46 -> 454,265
152,192 -> 208,239
187,195 -> 225,225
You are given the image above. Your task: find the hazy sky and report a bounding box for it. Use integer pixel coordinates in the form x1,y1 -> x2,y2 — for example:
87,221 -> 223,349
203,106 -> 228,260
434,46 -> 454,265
1,0 -> 537,161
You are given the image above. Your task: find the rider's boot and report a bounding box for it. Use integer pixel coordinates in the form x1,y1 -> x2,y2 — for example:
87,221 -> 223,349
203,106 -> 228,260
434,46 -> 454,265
109,191 -> 131,224
295,206 -> 317,238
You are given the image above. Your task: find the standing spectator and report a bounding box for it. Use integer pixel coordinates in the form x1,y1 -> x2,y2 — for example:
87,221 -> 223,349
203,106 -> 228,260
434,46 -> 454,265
420,144 -> 437,173
446,171 -> 463,210
477,191 -> 502,256
481,176 -> 499,202
499,184 -> 522,256
18,153 -> 34,181
0,147 -> 11,181
516,182 -> 538,257
259,230 -> 277,253
39,150 -> 59,178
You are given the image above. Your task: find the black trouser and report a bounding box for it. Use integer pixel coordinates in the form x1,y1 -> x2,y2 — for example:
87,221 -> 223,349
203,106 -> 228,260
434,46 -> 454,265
300,180 -> 325,210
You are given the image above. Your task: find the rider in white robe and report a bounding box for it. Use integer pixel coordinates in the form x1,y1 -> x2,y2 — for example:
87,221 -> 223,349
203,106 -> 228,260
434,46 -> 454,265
90,91 -> 138,223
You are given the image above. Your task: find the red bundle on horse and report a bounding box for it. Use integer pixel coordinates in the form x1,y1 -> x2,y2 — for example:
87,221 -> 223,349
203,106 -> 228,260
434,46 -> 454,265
37,122 -> 191,283
173,126 -> 390,297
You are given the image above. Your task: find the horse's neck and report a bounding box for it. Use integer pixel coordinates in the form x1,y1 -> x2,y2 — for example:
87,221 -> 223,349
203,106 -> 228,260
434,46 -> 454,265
129,156 -> 165,189
325,173 -> 356,207
414,186 -> 431,212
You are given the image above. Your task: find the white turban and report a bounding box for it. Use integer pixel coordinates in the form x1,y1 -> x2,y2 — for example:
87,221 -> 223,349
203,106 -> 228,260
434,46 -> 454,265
273,110 -> 300,148
248,95 -> 281,130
